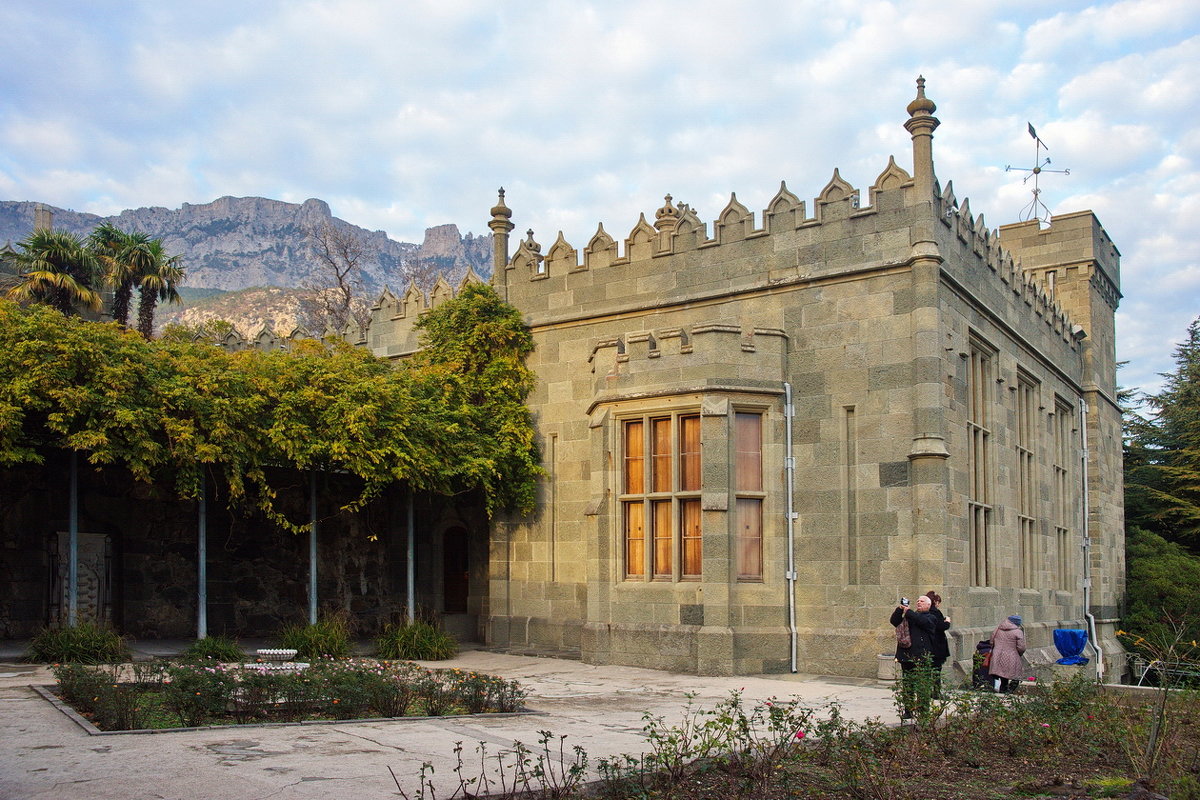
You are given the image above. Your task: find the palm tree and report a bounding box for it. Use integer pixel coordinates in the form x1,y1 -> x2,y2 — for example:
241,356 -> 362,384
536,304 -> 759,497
134,240 -> 184,338
89,223 -> 154,327
2,229 -> 102,314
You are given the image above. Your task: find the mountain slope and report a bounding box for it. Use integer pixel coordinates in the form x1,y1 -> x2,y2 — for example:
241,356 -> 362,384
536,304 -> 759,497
0,197 -> 492,295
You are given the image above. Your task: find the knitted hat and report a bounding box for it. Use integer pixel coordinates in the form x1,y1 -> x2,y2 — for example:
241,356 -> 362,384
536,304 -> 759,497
1008,615 -> 1022,626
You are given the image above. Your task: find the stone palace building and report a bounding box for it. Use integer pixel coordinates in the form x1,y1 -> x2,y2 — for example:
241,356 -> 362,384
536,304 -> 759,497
357,78 -> 1125,679
1,79 -> 1125,680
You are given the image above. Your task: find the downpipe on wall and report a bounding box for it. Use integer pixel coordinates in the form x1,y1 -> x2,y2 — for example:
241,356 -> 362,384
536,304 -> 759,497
784,383 -> 798,673
1079,398 -> 1104,681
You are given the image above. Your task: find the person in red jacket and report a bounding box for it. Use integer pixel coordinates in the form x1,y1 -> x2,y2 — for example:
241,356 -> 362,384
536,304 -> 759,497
988,615 -> 1027,693
890,595 -> 937,718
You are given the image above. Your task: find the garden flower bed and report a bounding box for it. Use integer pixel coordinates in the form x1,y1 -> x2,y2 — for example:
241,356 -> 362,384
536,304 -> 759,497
44,658 -> 527,732
393,679 -> 1200,800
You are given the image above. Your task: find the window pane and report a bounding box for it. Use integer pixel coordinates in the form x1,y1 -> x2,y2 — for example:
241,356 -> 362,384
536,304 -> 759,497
736,498 -> 763,579
680,499 -> 702,577
735,413 -> 762,491
624,502 -> 644,576
651,417 -> 672,493
680,415 -> 701,491
652,499 -> 672,576
624,421 -> 644,494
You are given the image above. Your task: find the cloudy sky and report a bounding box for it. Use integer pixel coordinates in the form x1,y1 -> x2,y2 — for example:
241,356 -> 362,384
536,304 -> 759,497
1,0 -> 1196,394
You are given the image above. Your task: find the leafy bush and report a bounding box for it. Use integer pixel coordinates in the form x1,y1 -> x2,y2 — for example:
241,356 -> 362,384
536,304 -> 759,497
414,670 -> 456,716
51,663 -> 146,731
376,620 -> 458,660
442,668 -> 528,713
1123,528 -> 1200,657
28,622 -> 131,665
366,661 -> 423,717
50,658 -> 526,731
52,662 -> 112,713
309,660 -> 373,719
162,663 -> 237,727
179,635 -> 245,663
277,614 -> 352,660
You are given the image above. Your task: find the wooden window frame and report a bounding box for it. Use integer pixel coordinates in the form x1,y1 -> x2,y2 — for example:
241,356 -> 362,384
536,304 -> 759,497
621,411 -> 702,581
734,411 -> 764,581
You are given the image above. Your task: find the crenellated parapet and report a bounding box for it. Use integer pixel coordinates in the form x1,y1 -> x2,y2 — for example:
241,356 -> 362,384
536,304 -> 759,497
210,268 -> 485,356
934,179 -> 1092,350
494,156 -> 934,329
587,322 -> 787,400
361,268 -> 485,358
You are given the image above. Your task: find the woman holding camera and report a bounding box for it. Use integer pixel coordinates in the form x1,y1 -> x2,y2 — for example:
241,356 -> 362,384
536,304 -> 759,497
890,595 -> 937,719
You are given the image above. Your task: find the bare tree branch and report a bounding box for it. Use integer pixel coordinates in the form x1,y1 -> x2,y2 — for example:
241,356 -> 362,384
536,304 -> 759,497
300,221 -> 371,333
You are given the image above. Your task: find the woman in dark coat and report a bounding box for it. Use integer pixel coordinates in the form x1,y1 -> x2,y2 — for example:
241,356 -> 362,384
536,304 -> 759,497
925,591 -> 952,696
890,595 -> 937,718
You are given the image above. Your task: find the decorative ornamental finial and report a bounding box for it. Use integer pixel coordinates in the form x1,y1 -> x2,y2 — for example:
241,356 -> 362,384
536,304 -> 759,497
654,194 -> 681,232
907,75 -> 937,117
523,229 -> 541,253
490,187 -> 512,220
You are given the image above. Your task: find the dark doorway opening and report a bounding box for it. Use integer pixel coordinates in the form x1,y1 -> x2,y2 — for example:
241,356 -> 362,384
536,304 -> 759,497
442,526 -> 469,614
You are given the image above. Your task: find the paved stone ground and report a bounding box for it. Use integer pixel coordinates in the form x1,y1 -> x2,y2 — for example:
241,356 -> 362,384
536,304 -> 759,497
0,644 -> 899,800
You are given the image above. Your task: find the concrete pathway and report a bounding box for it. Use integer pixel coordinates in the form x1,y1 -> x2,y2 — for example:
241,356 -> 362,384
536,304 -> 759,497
0,646 -> 899,800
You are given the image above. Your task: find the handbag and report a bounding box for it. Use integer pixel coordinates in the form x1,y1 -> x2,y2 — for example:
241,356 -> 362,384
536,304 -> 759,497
895,616 -> 912,648
982,651 -> 992,670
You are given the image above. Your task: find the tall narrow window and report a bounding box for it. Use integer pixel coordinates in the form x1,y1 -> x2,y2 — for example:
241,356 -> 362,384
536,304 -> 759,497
845,406 -> 859,585
1053,399 -> 1074,590
1016,376 -> 1038,588
623,421 -> 646,577
735,412 -> 764,580
622,413 -> 702,580
680,415 -> 702,578
967,343 -> 994,586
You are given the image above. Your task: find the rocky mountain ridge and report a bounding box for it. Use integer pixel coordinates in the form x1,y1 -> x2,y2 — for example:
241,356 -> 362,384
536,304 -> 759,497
0,197 -> 493,295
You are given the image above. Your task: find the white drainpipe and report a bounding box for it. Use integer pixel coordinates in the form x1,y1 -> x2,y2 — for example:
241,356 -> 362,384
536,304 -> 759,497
784,383 -> 798,673
1079,398 -> 1104,681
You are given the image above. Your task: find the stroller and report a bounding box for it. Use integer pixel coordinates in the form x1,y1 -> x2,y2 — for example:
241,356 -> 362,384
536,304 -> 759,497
972,640 -> 993,689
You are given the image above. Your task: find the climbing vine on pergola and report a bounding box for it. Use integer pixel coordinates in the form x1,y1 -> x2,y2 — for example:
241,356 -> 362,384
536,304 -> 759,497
0,283 -> 541,530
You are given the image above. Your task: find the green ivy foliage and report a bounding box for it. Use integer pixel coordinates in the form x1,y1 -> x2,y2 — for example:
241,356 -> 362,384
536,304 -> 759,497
0,283 -> 541,529
412,282 -> 541,516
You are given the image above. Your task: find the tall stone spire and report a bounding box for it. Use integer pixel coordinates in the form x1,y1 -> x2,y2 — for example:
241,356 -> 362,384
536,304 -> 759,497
904,76 -> 940,195
488,188 -> 515,299
484,188 -> 513,275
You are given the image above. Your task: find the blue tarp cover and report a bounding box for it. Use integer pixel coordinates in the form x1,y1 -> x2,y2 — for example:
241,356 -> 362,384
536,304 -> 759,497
1054,628 -> 1089,665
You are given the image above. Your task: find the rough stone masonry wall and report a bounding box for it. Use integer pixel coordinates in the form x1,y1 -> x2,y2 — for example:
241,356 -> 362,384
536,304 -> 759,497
489,158 -> 962,676
0,454 -> 440,640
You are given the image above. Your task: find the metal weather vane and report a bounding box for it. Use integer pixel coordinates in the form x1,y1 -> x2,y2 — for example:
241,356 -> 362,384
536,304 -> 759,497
1005,122 -> 1070,223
